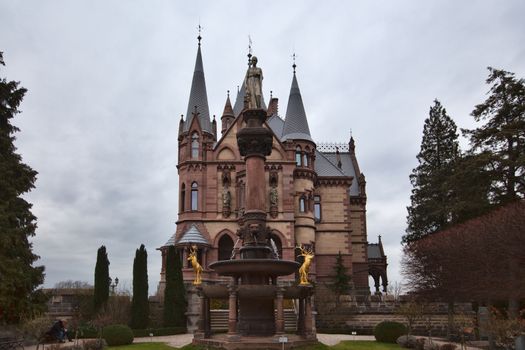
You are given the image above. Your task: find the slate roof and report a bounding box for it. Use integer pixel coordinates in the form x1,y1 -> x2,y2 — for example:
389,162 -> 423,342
314,150 -> 347,177
367,243 -> 385,259
267,114 -> 285,139
164,224 -> 210,246
282,74 -> 313,142
322,153 -> 360,196
184,44 -> 212,133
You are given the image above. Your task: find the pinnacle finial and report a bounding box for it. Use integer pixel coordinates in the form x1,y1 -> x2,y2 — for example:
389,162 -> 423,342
292,53 -> 297,74
197,24 -> 203,45
227,90 -> 230,98
270,90 -> 273,99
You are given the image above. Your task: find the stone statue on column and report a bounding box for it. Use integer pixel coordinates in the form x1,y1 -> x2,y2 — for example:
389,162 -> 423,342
244,56 -> 263,109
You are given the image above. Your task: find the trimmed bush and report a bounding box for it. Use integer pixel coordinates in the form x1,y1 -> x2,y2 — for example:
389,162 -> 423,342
397,335 -> 418,348
102,324 -> 134,346
374,321 -> 408,343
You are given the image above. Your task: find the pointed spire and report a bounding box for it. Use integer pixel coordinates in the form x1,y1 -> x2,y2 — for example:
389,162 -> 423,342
222,91 -> 234,117
349,136 -> 355,153
184,34 -> 211,133
221,91 -> 235,134
282,63 -> 313,142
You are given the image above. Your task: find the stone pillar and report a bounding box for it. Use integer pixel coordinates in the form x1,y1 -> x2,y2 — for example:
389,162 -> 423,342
305,295 -> 313,337
228,286 -> 238,335
297,298 -> 305,336
194,289 -> 206,339
204,297 -> 211,337
275,289 -> 285,334
236,108 -> 272,216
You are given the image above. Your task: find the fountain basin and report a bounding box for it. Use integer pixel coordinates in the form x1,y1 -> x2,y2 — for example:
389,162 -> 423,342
209,259 -> 299,277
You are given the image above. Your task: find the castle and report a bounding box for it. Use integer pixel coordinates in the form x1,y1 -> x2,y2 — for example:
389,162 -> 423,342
156,36 -> 388,311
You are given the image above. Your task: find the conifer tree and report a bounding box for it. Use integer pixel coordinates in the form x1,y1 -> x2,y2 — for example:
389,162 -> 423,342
131,244 -> 149,329
331,252 -> 351,304
403,100 -> 461,244
463,67 -> 525,205
163,246 -> 186,327
0,51 -> 46,324
94,245 -> 110,311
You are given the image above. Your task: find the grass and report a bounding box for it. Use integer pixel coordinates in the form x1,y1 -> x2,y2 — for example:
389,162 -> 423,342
107,340 -> 402,350
332,341 -> 402,350
107,342 -> 178,350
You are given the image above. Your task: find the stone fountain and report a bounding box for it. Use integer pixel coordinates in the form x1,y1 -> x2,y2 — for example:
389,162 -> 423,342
192,57 -> 317,349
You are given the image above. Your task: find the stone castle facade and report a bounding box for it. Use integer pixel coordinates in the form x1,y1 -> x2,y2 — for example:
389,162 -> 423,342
156,37 -> 388,307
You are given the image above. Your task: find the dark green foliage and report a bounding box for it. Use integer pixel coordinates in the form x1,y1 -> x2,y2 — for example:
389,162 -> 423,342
331,252 -> 351,302
163,246 -> 186,327
130,244 -> 149,329
404,100 -> 462,244
0,51 -> 46,324
102,324 -> 134,346
463,67 -> 525,205
94,246 -> 110,311
374,321 -> 408,343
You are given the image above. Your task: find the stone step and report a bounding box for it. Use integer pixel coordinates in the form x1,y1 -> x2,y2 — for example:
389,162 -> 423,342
210,309 -> 297,331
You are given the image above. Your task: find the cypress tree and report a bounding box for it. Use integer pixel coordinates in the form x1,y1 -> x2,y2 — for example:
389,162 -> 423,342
131,244 -> 149,329
163,246 -> 186,327
463,67 -> 525,205
0,51 -> 46,324
94,245 -> 110,311
403,100 -> 461,244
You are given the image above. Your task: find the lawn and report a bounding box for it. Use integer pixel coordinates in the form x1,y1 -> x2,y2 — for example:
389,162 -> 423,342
107,340 -> 402,350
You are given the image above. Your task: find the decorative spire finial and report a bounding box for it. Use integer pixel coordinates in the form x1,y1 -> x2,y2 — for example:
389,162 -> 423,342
197,24 -> 202,45
292,53 -> 297,74
227,90 -> 230,98
270,90 -> 273,99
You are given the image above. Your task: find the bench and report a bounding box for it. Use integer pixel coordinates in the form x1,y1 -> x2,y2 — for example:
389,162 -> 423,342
0,337 -> 24,350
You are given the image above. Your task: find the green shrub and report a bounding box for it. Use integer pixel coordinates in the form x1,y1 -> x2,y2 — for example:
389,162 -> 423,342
102,324 -> 134,346
374,321 -> 408,343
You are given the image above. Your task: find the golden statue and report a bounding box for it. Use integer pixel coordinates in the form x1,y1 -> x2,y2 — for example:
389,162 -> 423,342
187,245 -> 203,285
297,245 -> 314,285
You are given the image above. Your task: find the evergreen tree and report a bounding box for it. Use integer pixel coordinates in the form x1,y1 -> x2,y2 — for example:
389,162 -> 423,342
163,246 -> 186,327
93,245 -> 110,311
331,252 -> 351,304
463,67 -> 525,205
0,52 -> 46,324
403,100 -> 461,244
130,244 -> 149,329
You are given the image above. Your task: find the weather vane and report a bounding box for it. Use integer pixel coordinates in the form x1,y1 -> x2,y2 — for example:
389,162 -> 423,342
248,35 -> 253,65
197,23 -> 203,45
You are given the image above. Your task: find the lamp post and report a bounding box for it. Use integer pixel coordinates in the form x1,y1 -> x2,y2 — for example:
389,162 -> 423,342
109,276 -> 119,295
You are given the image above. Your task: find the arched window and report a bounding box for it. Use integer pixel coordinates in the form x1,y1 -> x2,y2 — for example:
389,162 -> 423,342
303,147 -> 310,167
191,132 -> 199,159
314,195 -> 321,222
295,146 -> 302,166
218,235 -> 234,261
191,182 -> 198,211
180,183 -> 186,212
299,196 -> 306,212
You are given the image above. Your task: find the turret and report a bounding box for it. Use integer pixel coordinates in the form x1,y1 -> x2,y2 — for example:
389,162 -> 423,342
221,91 -> 235,134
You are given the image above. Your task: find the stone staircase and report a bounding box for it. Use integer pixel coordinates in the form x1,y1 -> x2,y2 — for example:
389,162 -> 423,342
210,309 -> 297,332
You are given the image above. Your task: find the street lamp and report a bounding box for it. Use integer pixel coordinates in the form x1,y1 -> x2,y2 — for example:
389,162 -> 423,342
109,276 -> 119,295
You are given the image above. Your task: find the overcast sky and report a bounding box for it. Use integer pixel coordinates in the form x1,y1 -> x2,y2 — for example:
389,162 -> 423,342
1,0 -> 524,295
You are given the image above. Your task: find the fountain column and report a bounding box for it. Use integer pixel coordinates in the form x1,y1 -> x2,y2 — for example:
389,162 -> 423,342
275,288 -> 285,334
228,286 -> 238,335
